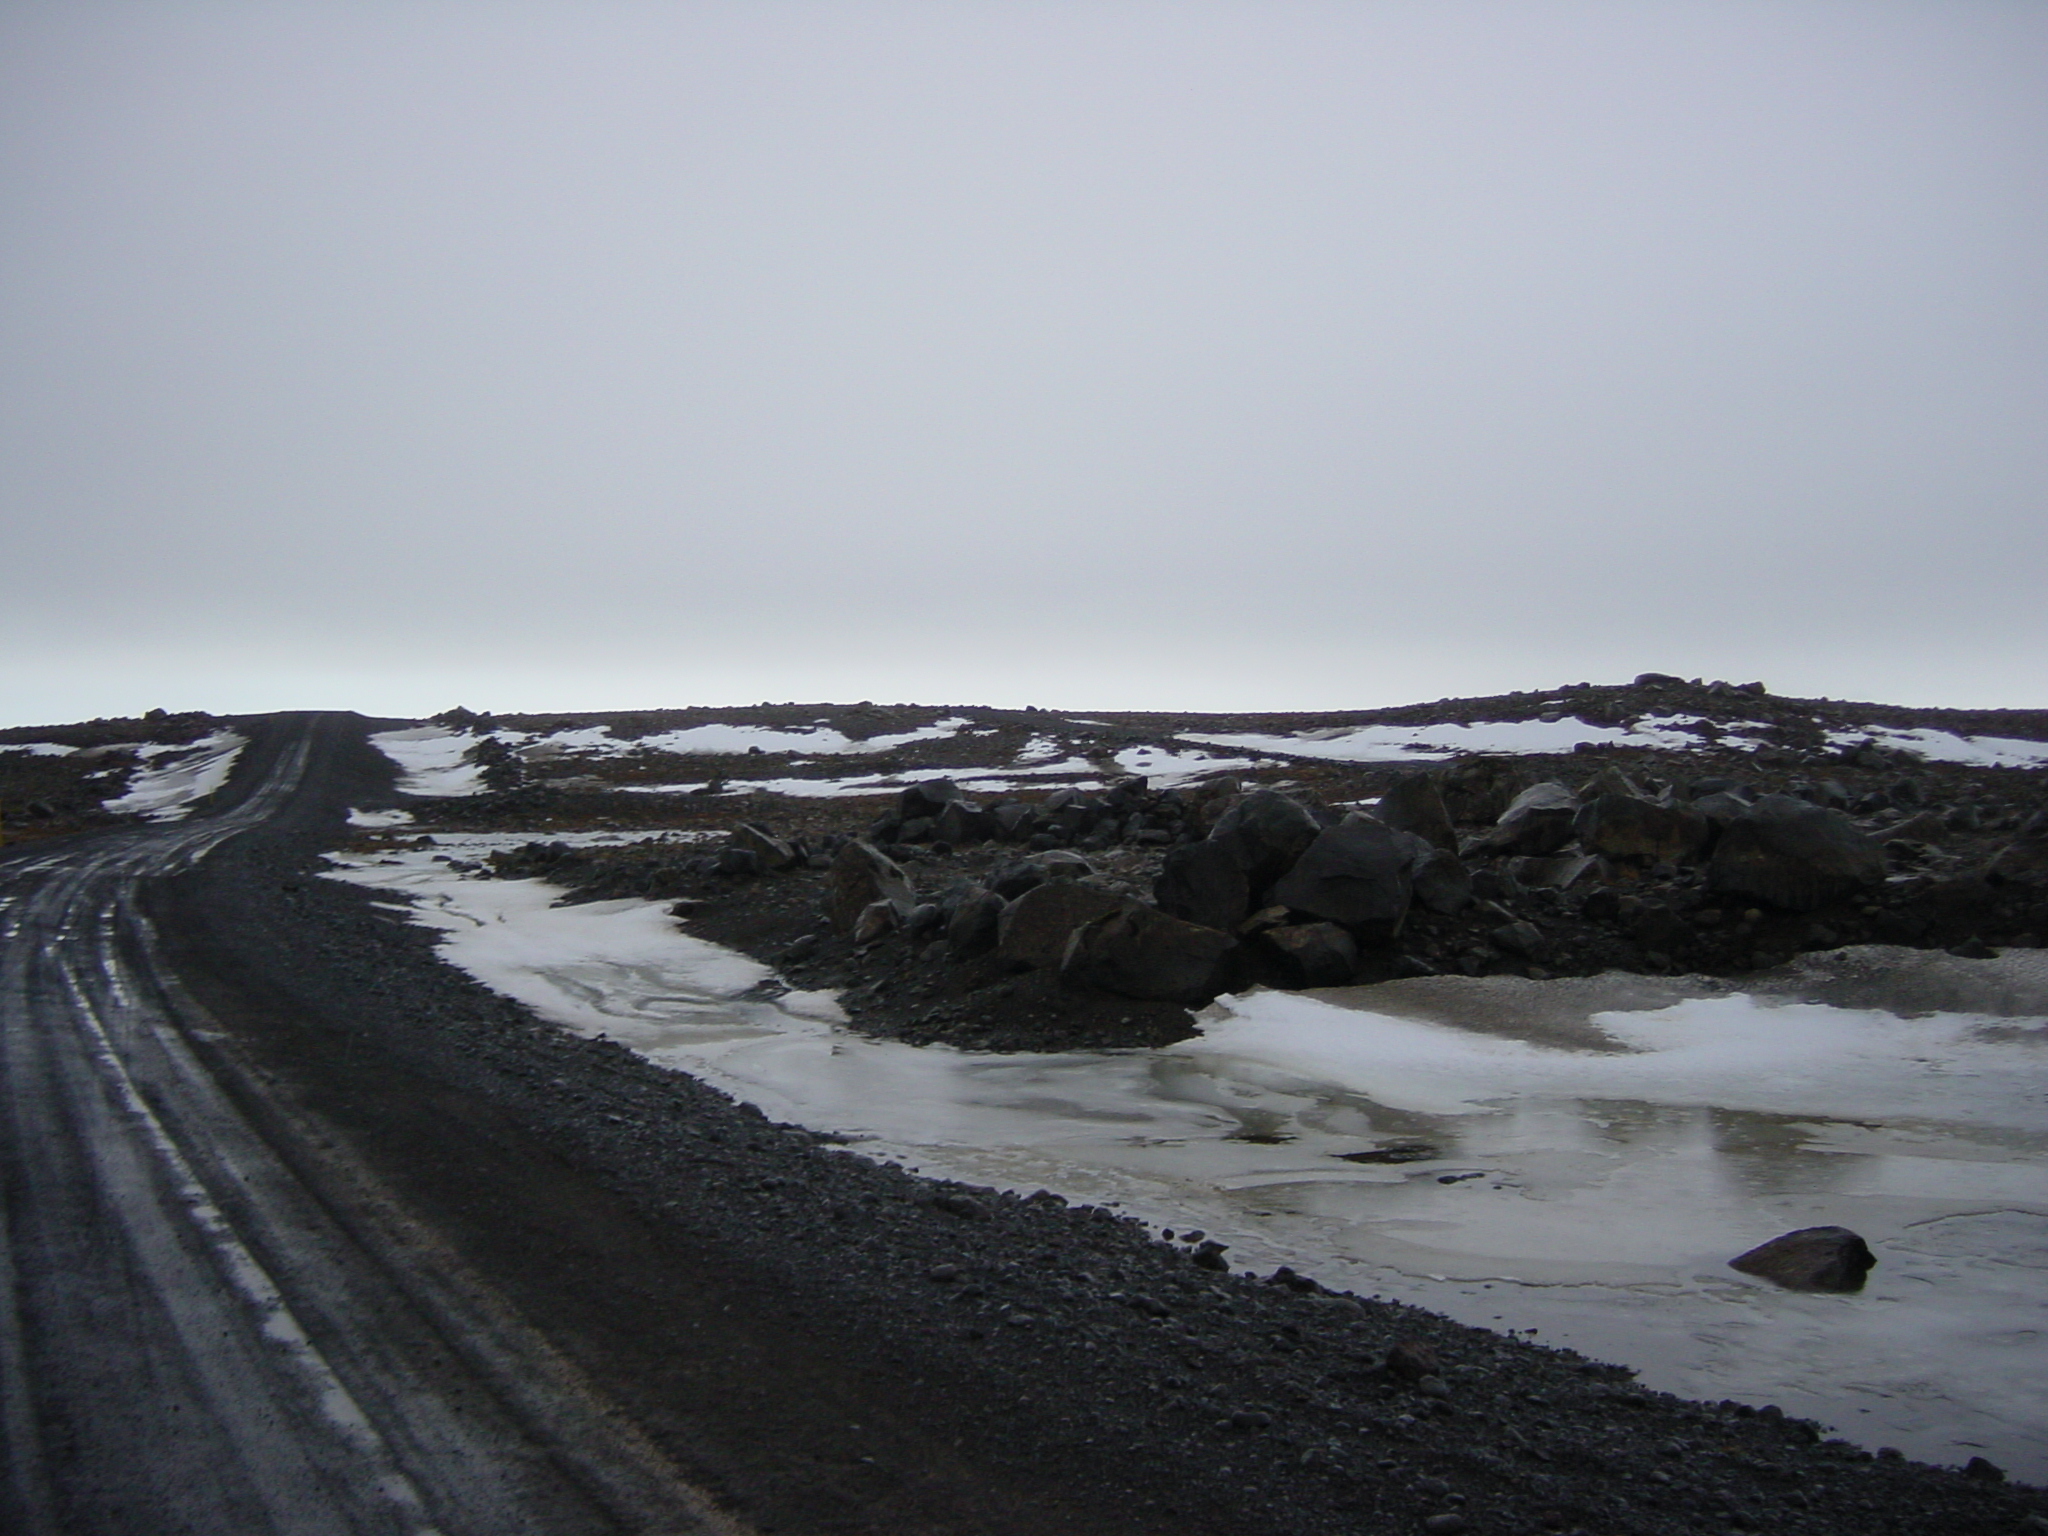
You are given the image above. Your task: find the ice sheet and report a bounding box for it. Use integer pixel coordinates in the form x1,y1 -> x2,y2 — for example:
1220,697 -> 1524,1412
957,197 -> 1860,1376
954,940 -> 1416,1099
1828,725 -> 2048,769
100,731 -> 246,821
323,838 -> 2048,1477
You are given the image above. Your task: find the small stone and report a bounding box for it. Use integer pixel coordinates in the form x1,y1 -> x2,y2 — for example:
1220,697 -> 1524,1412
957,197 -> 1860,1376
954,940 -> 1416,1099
1422,1515 -> 1468,1535
1385,1339 -> 1441,1382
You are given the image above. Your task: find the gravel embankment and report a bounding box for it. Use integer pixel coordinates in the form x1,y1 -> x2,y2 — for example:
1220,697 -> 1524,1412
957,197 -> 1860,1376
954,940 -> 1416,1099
149,714 -> 2045,1536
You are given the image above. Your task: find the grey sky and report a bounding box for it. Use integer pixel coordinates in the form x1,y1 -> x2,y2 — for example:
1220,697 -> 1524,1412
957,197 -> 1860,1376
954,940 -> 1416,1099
4,1 -> 2043,725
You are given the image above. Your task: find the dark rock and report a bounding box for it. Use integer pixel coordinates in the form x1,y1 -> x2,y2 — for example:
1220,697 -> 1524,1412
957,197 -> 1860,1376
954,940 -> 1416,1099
823,841 -> 916,936
1468,782 -> 1580,857
1886,810 -> 1949,846
991,802 -> 1037,840
1153,837 -> 1251,932
1708,795 -> 1886,912
1437,757 -> 1524,826
1267,815 -> 1414,941
1409,845 -> 1473,916
852,900 -> 901,945
1988,810 -> 2048,884
1260,922 -> 1358,987
714,847 -> 764,878
1038,850 -> 1095,881
1490,919 -> 1548,960
1375,775 -> 1458,853
931,1191 -> 990,1221
1728,1226 -> 1875,1292
995,882 -> 1127,971
898,779 -> 962,818
1575,795 -> 1710,866
931,798 -> 998,846
1210,790 -> 1322,889
731,822 -> 800,870
1692,790 -> 1755,831
1578,764 -> 1646,801
1687,776 -> 1749,800
946,888 -> 1005,959
1339,1142 -> 1438,1164
987,858 -> 1049,900
1505,852 -> 1596,890
1963,1456 -> 2006,1483
1385,1339 -> 1441,1381
1060,902 -> 1238,1004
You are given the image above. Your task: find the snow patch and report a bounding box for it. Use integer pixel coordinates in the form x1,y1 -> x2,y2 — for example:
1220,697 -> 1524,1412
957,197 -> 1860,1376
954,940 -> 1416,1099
1181,715 -> 1760,762
371,726 -> 488,797
347,807 -> 415,828
0,741 -> 80,757
509,717 -> 975,760
1111,744 -> 1273,785
101,732 -> 246,821
1827,725 -> 2048,769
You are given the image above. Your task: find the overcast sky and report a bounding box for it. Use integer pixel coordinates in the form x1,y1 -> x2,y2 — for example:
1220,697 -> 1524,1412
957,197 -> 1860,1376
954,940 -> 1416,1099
3,1 -> 2043,726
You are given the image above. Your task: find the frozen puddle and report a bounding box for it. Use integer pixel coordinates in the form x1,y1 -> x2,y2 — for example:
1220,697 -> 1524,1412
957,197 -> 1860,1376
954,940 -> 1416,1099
328,839 -> 2048,1479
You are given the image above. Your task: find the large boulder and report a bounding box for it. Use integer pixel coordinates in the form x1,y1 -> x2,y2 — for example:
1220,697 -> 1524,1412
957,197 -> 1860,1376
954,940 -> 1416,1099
1729,1226 -> 1875,1293
1437,757 -> 1524,825
824,841 -> 916,936
898,779 -> 962,818
933,798 -> 999,846
1259,922 -> 1358,987
1692,790 -> 1755,830
1708,795 -> 1885,911
946,887 -> 1005,958
1153,838 -> 1251,933
1574,795 -> 1710,866
1505,852 -> 1596,890
1468,782 -> 1580,857
995,882 -> 1127,971
1409,845 -> 1473,915
1060,901 -> 1238,1003
1266,814 -> 1414,942
1210,790 -> 1322,890
987,857 -> 1049,900
1374,775 -> 1458,853
730,822 -> 800,870
1988,810 -> 2048,885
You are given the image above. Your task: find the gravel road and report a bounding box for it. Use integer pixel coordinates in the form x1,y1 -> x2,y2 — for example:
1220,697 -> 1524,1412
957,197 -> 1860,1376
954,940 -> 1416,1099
5,713 -> 2041,1535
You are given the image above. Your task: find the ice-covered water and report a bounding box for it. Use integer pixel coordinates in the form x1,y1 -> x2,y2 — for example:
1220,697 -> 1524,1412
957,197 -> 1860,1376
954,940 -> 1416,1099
328,838 -> 2048,1479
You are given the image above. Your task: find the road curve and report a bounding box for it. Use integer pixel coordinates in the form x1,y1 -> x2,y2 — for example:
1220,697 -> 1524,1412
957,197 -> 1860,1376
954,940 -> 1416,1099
0,717 -> 725,1536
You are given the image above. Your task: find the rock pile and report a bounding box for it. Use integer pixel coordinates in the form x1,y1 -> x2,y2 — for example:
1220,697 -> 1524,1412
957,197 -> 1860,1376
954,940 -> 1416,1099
740,758 -> 2048,1014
